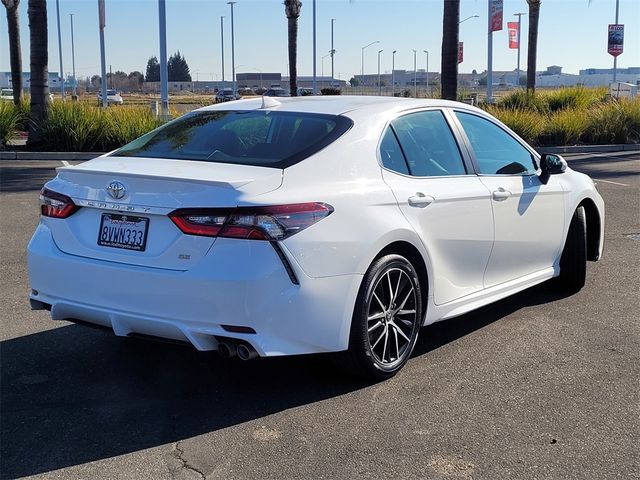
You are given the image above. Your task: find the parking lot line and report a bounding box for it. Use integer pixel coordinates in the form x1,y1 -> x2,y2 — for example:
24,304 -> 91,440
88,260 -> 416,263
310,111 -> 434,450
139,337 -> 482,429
594,178 -> 629,187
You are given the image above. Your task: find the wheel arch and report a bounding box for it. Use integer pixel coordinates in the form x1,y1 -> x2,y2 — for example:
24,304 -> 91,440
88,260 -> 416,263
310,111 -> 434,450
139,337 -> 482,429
373,240 -> 430,315
578,197 -> 602,261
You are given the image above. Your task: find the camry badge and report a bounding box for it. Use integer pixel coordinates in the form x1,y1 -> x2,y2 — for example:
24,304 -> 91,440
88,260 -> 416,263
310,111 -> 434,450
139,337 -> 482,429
106,181 -> 126,200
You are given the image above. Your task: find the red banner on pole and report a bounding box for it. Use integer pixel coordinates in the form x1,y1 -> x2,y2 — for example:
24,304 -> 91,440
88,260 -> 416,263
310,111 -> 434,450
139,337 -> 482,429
491,0 -> 503,32
458,42 -> 464,64
508,22 -> 519,49
608,24 -> 624,57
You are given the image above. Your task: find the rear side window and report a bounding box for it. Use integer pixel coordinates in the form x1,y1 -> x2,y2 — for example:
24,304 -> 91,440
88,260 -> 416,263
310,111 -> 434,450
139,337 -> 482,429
112,111 -> 353,168
390,110 -> 466,177
379,128 -> 410,175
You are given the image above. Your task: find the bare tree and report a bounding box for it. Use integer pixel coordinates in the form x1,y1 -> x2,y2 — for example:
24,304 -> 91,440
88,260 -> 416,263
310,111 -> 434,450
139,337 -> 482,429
284,0 -> 302,96
526,0 -> 541,94
27,0 -> 48,146
2,0 -> 23,105
440,0 -> 460,100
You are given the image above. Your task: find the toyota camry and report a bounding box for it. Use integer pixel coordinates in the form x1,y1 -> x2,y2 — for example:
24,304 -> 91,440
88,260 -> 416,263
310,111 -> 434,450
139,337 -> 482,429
28,96 -> 605,379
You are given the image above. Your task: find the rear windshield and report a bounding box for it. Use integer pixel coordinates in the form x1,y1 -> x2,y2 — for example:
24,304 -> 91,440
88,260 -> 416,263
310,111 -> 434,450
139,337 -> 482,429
112,110 -> 353,168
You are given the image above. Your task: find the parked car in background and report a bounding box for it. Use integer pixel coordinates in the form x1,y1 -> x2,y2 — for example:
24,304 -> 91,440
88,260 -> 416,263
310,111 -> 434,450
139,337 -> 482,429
97,89 -> 123,106
28,96 -> 605,380
297,87 -> 314,96
216,89 -> 240,102
263,87 -> 289,97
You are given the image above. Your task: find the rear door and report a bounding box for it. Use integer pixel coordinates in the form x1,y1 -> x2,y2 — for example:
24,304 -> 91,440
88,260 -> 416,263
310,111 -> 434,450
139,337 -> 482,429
379,109 -> 494,306
453,110 -> 565,287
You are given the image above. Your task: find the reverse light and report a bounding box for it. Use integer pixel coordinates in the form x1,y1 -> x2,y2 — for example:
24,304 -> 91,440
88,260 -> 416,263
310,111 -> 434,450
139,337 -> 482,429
169,203 -> 333,241
39,188 -> 79,218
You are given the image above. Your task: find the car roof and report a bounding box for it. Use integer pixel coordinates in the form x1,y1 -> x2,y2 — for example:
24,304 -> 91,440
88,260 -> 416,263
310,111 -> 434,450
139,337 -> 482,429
195,95 -> 484,118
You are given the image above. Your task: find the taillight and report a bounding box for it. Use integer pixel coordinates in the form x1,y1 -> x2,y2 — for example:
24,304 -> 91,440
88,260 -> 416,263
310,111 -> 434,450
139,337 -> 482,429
39,188 -> 79,218
169,203 -> 333,241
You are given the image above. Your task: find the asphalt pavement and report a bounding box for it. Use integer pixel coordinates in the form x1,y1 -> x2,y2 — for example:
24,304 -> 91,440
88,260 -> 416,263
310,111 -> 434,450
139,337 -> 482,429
1,152 -> 638,480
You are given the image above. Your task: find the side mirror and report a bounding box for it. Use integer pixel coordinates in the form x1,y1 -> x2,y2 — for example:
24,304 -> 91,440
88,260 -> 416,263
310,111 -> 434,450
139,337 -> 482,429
539,153 -> 567,184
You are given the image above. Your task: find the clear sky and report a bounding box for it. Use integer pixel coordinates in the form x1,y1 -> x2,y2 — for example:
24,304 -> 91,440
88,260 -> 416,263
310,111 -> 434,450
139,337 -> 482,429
1,0 -> 639,81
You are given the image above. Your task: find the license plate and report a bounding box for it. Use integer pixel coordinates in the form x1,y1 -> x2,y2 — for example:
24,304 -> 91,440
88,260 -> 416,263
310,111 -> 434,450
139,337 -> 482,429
98,213 -> 149,251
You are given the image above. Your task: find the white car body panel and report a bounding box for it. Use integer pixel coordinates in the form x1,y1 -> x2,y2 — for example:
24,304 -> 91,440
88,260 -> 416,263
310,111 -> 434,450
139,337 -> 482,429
27,96 -> 605,358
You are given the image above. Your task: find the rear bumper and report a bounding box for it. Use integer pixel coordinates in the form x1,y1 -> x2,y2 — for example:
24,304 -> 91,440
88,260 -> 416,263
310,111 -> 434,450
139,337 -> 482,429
27,223 -> 362,356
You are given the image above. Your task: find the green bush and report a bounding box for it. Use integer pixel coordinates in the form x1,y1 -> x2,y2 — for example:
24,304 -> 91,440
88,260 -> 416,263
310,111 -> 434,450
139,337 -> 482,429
320,87 -> 341,95
33,102 -> 164,151
497,90 -> 547,112
0,102 -> 24,149
540,86 -> 607,113
583,99 -> 640,145
543,108 -> 590,146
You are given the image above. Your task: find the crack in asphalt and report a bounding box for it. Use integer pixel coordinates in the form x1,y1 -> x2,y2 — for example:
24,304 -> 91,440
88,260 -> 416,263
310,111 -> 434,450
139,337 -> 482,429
173,441 -> 206,480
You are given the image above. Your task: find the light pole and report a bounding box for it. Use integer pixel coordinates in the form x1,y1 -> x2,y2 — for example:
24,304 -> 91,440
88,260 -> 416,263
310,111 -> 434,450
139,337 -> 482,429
159,0 -> 169,116
55,0 -> 65,99
423,50 -> 429,97
220,16 -> 225,84
413,49 -> 417,98
392,50 -> 397,97
487,0 -> 494,103
377,49 -> 383,95
312,0 -> 317,94
98,0 -> 107,107
331,18 -> 335,84
322,52 -> 331,89
361,40 -> 380,94
513,13 -> 526,87
70,14 -> 76,96
613,0 -> 620,82
228,2 -> 236,97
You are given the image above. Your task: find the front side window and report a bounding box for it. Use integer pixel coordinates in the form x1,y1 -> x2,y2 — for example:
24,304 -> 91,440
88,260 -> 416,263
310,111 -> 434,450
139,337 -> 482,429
112,110 -> 352,169
390,110 -> 466,177
455,111 -> 537,175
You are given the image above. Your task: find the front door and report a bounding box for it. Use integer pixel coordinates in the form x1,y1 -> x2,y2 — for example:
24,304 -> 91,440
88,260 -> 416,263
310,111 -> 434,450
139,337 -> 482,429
454,110 -> 565,288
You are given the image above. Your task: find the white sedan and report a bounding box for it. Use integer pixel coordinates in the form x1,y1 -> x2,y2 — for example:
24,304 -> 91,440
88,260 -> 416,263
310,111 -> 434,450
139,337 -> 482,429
28,96 -> 604,379
97,89 -> 123,106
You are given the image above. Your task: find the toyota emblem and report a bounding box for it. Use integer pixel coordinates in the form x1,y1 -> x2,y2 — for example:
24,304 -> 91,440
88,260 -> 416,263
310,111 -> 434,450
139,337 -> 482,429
106,181 -> 126,200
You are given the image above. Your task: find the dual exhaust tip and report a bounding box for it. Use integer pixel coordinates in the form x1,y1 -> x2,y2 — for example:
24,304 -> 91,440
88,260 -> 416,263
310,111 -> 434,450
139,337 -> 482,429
218,339 -> 258,361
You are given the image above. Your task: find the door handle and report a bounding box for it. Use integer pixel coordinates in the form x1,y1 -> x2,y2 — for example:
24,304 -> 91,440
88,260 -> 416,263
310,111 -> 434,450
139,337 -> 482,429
492,188 -> 512,201
408,193 -> 435,208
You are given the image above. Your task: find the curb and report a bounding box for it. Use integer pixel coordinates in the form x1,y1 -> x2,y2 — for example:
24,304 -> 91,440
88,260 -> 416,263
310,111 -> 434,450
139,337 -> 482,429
535,144 -> 640,155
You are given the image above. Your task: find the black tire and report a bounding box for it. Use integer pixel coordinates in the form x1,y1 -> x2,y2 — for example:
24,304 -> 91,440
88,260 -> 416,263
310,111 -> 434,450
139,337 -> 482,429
557,206 -> 587,293
339,254 -> 423,380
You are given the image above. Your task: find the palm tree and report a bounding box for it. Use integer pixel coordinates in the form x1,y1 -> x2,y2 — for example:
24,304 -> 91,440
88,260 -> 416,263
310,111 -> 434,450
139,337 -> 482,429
284,0 -> 302,97
440,0 -> 460,100
27,0 -> 48,146
2,0 -> 23,105
526,0 -> 541,94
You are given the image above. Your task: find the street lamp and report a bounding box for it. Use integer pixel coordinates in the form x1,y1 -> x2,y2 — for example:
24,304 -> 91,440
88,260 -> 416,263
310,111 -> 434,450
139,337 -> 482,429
220,16 -> 225,84
361,40 -> 380,94
423,50 -> 429,97
413,49 -> 417,98
377,49 -> 383,96
392,50 -> 397,97
228,2 -> 236,97
55,0 -> 65,99
513,13 -> 526,87
331,18 -> 336,84
322,52 -> 331,89
70,14 -> 77,97
459,14 -> 479,24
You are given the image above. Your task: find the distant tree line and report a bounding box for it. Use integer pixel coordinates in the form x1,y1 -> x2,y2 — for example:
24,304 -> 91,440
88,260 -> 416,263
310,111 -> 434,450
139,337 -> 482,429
145,52 -> 192,82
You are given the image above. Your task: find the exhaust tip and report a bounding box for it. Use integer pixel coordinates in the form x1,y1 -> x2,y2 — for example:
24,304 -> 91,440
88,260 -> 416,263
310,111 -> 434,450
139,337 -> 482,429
237,343 -> 258,361
218,341 -> 236,359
